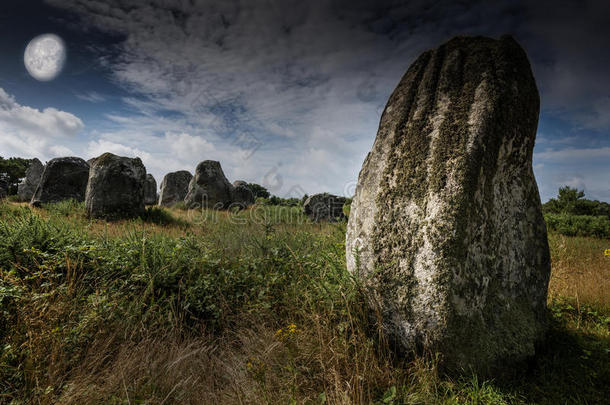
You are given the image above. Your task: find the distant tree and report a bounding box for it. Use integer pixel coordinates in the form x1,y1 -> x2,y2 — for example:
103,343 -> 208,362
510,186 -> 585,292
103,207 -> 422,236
247,183 -> 270,199
0,156 -> 33,195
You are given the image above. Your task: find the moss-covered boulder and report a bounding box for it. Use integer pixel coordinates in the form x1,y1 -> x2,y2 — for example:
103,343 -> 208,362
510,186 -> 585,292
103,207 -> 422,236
159,170 -> 192,207
144,174 -> 157,205
85,153 -> 146,219
345,35 -> 550,374
30,157 -> 90,206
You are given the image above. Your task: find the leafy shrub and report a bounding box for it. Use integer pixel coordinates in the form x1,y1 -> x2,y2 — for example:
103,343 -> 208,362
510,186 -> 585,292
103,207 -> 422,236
544,213 -> 610,238
543,186 -> 610,218
247,183 -> 270,199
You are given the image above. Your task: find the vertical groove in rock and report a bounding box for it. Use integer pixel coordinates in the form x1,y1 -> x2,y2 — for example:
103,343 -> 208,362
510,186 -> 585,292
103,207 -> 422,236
346,35 -> 550,374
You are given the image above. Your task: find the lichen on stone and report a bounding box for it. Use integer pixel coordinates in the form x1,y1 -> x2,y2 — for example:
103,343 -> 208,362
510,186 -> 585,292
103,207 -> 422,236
345,35 -> 550,374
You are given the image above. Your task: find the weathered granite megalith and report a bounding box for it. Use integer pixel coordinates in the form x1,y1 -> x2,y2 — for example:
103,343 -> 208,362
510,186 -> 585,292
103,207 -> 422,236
30,157 -> 90,206
345,35 -> 550,373
17,158 -> 44,202
184,160 -> 233,209
85,153 -> 146,219
158,171 -> 192,207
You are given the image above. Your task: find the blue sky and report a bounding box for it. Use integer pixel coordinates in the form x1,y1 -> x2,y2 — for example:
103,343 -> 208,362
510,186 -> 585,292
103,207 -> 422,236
0,0 -> 608,202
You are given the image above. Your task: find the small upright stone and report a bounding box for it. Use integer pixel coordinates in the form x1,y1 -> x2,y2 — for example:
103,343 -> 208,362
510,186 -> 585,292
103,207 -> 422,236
345,35 -> 550,373
159,171 -> 192,206
85,153 -> 147,219
233,180 -> 248,188
144,174 -> 158,205
17,158 -> 44,202
184,161 -> 233,209
31,157 -> 89,206
303,193 -> 346,222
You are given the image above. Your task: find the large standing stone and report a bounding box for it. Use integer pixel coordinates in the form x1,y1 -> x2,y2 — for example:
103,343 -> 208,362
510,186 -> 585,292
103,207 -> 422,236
30,157 -> 90,206
184,161 -> 233,209
85,153 -> 146,219
17,158 -> 44,202
159,171 -> 192,207
303,193 -> 347,222
144,174 -> 158,205
345,35 -> 550,373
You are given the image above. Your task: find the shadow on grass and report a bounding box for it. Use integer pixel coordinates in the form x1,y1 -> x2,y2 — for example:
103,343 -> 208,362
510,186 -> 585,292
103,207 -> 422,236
488,310 -> 610,404
139,206 -> 190,227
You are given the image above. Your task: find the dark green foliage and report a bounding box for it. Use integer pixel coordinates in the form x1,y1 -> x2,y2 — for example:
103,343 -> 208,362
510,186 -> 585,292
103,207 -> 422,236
0,156 -> 33,195
543,186 -> 610,217
544,213 -> 610,238
247,183 -> 270,199
257,195 -> 302,206
543,187 -> 610,237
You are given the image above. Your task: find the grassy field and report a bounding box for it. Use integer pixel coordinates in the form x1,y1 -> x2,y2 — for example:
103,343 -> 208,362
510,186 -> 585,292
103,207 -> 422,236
0,200 -> 608,404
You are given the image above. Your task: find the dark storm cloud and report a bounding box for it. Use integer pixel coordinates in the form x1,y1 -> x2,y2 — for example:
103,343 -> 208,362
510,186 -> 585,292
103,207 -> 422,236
39,0 -> 610,198
523,0 -> 610,130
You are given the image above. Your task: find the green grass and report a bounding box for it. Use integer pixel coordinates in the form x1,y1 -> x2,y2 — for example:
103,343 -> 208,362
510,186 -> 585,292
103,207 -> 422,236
0,200 -> 608,404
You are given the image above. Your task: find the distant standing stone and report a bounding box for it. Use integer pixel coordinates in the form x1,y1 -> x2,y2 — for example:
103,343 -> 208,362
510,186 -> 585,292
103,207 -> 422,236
144,174 -> 158,205
303,193 -> 347,222
30,157 -> 89,206
233,180 -> 248,188
345,35 -> 550,373
184,160 -> 233,209
85,153 -> 147,219
17,158 -> 44,202
159,170 -> 192,206
0,178 -> 8,199
231,184 -> 255,209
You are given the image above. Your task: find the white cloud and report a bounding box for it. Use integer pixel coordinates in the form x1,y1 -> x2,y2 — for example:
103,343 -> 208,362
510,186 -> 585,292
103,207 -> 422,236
86,139 -> 152,161
534,147 -> 610,161
0,87 -> 84,159
75,91 -> 106,103
40,0 -> 610,201
165,132 -> 216,161
49,145 -> 75,156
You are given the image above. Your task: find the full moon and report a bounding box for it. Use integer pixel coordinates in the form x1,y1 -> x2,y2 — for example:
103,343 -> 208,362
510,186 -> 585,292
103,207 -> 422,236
24,34 -> 66,81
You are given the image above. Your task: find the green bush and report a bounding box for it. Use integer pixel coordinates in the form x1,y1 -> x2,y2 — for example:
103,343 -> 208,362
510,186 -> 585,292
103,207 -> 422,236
544,213 -> 610,238
543,186 -> 610,218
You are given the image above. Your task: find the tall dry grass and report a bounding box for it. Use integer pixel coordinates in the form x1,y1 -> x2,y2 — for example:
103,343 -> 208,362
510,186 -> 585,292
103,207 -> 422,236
547,232 -> 610,310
